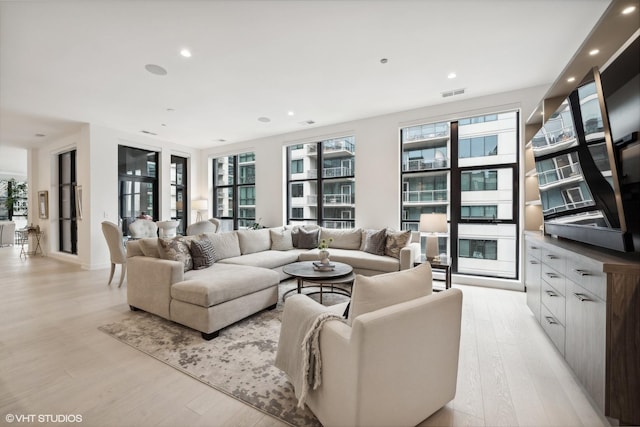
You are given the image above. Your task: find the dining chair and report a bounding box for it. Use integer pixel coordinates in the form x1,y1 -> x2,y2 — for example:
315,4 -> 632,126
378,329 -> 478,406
101,221 -> 127,287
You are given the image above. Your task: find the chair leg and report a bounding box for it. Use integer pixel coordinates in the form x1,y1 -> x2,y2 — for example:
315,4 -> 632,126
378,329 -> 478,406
108,263 -> 115,285
118,263 -> 126,288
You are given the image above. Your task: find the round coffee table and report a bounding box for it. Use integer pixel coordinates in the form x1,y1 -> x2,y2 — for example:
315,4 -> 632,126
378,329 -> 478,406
283,261 -> 354,304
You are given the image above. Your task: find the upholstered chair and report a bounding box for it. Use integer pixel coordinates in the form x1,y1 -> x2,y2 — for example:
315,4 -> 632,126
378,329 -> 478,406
276,263 -> 463,427
186,218 -> 220,235
128,219 -> 158,239
101,221 -> 127,287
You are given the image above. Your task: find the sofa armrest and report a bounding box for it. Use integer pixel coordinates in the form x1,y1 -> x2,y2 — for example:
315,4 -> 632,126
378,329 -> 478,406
126,256 -> 184,319
399,242 -> 420,270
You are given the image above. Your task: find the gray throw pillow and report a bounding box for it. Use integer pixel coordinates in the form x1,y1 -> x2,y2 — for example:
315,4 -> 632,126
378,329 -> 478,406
363,228 -> 387,256
297,228 -> 319,249
190,238 -> 215,269
157,236 -> 194,272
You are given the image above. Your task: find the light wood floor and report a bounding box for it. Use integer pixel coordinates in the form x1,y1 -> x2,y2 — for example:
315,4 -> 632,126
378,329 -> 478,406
0,246 -> 610,427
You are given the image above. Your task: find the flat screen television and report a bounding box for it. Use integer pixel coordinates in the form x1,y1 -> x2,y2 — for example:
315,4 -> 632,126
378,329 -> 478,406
533,36 -> 640,252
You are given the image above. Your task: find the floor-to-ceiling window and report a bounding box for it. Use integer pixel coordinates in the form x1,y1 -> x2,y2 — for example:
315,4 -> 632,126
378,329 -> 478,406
286,136 -> 355,229
118,146 -> 158,236
401,111 -> 519,279
213,152 -> 255,230
170,155 -> 188,235
59,150 -> 77,254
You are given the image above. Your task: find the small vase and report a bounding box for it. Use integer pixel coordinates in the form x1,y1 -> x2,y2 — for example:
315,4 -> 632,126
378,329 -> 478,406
319,249 -> 330,264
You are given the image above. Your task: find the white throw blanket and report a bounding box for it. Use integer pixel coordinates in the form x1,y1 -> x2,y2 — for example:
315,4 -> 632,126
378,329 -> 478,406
275,295 -> 345,408
298,312 -> 343,407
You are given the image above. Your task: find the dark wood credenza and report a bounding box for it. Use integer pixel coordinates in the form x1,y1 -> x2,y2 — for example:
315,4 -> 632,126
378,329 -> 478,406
524,232 -> 640,425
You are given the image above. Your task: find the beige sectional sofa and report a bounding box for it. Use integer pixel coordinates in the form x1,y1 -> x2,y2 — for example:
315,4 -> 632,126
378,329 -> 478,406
126,225 -> 420,339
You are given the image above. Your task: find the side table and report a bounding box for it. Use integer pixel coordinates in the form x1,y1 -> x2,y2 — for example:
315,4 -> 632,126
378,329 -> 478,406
415,259 -> 451,291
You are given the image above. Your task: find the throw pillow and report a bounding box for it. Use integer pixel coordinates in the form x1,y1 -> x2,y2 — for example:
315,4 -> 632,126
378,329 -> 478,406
201,231 -> 241,261
138,237 -> 160,258
190,238 -> 215,270
237,228 -> 271,254
384,229 -> 412,259
362,228 -> 387,256
157,236 -> 194,272
270,228 -> 294,251
297,227 -> 319,249
347,262 -> 433,324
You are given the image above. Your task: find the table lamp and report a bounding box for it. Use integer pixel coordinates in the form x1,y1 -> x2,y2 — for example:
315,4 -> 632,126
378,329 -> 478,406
192,199 -> 208,223
419,213 -> 447,263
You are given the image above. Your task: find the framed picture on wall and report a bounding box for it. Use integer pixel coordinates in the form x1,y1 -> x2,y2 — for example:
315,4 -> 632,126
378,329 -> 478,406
38,191 -> 48,219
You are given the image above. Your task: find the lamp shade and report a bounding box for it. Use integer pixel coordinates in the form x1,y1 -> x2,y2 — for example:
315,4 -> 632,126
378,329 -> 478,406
192,199 -> 208,211
419,213 -> 447,233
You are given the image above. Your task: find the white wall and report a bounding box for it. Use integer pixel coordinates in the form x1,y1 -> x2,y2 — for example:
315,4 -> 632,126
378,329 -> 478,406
0,145 -> 28,180
26,84 -> 546,277
30,124 -> 200,269
201,85 -> 546,230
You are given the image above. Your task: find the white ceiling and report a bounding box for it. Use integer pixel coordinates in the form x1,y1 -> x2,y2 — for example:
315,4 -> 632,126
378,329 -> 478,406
0,0 -> 613,150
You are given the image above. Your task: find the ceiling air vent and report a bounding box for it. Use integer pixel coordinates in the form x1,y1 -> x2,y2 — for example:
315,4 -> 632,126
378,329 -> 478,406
299,120 -> 316,125
140,130 -> 157,136
441,88 -> 465,98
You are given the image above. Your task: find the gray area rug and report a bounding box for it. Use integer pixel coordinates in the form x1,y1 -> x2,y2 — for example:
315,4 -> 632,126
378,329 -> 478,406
98,283 -> 349,427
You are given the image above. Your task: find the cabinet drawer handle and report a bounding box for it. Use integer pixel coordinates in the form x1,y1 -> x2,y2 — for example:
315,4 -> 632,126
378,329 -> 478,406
544,316 -> 557,325
546,254 -> 559,260
545,272 -> 560,279
530,246 -> 540,250
545,290 -> 557,297
574,269 -> 591,276
529,260 -> 539,265
573,293 -> 592,302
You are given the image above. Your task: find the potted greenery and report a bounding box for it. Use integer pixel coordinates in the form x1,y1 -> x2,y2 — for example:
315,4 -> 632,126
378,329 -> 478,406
4,178 -> 28,221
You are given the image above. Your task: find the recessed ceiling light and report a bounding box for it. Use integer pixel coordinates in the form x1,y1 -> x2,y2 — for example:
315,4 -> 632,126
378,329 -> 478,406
35,133 -> 46,137
567,76 -> 576,82
161,124 -> 167,127
288,111 -> 295,116
622,6 -> 636,14
447,72 -> 457,79
166,108 -> 175,112
380,58 -> 388,64
257,117 -> 271,123
145,64 -> 167,76
180,48 -> 192,58
215,139 -> 227,143
589,49 -> 600,56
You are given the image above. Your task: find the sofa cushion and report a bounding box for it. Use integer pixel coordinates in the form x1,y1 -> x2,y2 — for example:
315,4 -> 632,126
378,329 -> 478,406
237,228 -> 271,255
361,228 -> 387,256
157,236 -> 195,272
291,225 -> 319,247
203,231 -> 241,261
219,250 -> 300,269
297,227 -> 319,249
384,229 -> 411,259
138,237 -> 160,258
298,248 -> 400,273
347,262 -> 433,324
190,238 -> 215,270
319,227 -> 362,250
175,263 -> 279,307
270,228 -> 294,251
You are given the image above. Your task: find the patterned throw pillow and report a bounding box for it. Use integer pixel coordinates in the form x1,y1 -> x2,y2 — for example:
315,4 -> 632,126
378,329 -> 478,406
190,238 -> 215,269
384,229 -> 411,259
363,228 -> 387,256
157,236 -> 194,272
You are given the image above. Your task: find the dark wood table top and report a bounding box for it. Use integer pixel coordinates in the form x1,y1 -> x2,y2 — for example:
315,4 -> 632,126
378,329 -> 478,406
283,261 -> 353,280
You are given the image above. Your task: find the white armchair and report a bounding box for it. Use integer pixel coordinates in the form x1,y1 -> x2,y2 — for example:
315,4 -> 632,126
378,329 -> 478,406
276,263 -> 463,427
128,219 -> 158,239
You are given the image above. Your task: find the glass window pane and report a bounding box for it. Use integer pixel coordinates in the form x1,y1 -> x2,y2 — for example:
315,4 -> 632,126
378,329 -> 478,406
215,156 -> 234,186
216,187 -> 233,218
